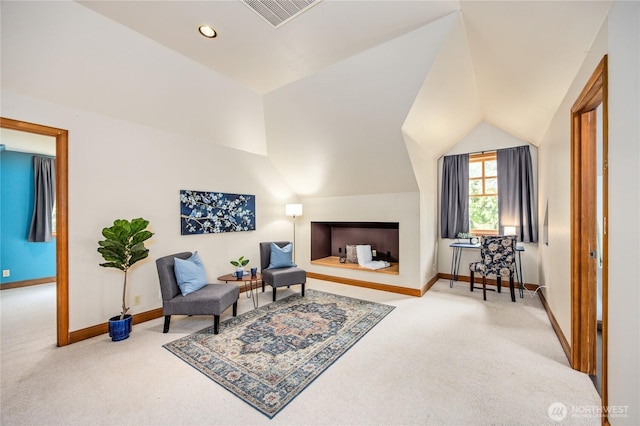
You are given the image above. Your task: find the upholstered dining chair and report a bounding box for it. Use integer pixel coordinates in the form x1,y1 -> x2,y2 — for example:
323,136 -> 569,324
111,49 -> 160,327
259,241 -> 306,302
156,252 -> 239,334
469,236 -> 517,302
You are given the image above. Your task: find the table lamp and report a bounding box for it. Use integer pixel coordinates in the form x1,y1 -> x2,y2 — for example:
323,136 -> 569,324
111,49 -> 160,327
504,226 -> 517,236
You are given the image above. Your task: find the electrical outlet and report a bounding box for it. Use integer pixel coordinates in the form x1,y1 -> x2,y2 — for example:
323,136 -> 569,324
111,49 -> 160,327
133,295 -> 141,306
2,270 -> 9,277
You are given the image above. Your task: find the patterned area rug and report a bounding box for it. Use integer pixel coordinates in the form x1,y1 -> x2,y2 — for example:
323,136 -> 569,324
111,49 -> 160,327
163,289 -> 394,418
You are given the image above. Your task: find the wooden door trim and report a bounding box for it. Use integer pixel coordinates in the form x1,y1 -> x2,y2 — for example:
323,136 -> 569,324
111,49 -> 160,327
570,55 -> 608,419
0,117 -> 70,346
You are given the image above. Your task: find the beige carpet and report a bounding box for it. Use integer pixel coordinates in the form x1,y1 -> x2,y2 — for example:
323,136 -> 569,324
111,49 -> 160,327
1,279 -> 601,425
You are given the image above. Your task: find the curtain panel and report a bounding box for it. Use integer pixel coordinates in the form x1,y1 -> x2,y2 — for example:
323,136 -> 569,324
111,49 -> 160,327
440,154 -> 469,238
28,156 -> 56,242
497,146 -> 538,243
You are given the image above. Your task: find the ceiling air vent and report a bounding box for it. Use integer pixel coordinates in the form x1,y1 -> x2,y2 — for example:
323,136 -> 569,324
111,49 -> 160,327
242,0 -> 321,28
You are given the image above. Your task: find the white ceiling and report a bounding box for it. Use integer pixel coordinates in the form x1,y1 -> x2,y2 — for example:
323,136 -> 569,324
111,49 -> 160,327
78,0 -> 459,94
78,0 -> 611,150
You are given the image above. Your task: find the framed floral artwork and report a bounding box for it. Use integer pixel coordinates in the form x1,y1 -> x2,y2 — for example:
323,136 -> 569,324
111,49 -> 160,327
180,190 -> 255,235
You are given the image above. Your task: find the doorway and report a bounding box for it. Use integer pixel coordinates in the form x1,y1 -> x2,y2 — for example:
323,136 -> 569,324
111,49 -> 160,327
570,55 -> 608,410
0,117 -> 69,346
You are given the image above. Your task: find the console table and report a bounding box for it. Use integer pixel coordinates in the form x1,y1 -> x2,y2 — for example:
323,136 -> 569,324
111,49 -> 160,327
449,242 -> 525,298
218,272 -> 262,309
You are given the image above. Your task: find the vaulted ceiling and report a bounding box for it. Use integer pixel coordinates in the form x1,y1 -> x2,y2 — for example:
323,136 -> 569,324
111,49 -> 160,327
2,1 -> 612,197
79,0 -> 611,154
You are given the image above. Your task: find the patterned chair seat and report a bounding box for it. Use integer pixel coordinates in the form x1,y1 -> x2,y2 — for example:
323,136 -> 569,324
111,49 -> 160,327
469,236 -> 517,302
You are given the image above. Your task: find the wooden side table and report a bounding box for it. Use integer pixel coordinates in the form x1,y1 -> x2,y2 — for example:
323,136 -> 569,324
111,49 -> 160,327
217,272 -> 263,309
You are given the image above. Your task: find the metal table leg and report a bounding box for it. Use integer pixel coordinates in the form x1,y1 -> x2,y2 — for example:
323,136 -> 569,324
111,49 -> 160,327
516,251 -> 524,298
450,247 -> 462,287
243,279 -> 260,308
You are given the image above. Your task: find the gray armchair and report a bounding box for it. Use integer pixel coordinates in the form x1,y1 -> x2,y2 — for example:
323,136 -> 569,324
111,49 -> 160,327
260,241 -> 306,302
156,252 -> 239,334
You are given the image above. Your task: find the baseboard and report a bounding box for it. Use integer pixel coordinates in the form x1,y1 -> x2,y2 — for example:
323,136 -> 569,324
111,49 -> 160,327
306,271 -> 423,297
1,276 -> 56,290
537,290 -> 571,363
69,308 -> 163,344
421,274 -> 440,295
68,272 -> 435,345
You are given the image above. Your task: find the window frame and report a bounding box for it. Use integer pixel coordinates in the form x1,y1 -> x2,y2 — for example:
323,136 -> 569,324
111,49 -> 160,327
469,151 -> 498,235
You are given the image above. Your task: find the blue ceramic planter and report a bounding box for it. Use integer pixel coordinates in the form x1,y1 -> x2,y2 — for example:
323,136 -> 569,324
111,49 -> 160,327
109,314 -> 132,341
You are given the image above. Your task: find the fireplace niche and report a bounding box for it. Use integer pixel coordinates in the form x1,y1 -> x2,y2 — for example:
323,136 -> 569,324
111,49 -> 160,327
310,222 -> 399,274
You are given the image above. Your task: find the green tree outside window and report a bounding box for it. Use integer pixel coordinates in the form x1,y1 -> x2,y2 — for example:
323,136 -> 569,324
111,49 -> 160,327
469,154 -> 498,233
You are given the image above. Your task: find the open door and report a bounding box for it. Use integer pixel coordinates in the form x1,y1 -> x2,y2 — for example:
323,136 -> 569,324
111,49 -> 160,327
0,117 -> 70,346
570,56 -> 608,417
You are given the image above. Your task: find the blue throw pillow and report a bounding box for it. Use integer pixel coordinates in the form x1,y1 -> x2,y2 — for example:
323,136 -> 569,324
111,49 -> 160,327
174,251 -> 208,296
268,242 -> 296,268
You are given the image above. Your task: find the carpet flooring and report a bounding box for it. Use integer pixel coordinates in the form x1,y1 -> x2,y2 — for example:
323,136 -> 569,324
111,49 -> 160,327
1,279 -> 602,425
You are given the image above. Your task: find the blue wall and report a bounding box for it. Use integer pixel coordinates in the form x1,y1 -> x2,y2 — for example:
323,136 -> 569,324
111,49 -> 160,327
0,151 -> 56,284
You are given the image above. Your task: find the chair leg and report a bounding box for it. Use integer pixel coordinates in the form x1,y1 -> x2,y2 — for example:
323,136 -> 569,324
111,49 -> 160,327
510,275 -> 516,302
301,283 -> 305,297
233,301 -> 238,316
497,276 -> 502,293
163,315 -> 171,333
213,315 -> 220,334
470,271 -> 475,292
262,281 -> 265,293
482,276 -> 487,300
272,287 -> 277,302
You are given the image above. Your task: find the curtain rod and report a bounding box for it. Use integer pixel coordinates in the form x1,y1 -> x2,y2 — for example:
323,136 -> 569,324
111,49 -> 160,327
441,149 -> 495,159
442,144 -> 530,159
467,149 -> 496,156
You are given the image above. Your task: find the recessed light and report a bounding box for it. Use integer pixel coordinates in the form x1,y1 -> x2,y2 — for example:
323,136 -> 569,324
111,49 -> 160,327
198,25 -> 217,38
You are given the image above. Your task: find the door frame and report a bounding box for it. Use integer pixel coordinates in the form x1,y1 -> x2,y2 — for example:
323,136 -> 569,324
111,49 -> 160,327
0,117 -> 69,346
570,55 -> 608,413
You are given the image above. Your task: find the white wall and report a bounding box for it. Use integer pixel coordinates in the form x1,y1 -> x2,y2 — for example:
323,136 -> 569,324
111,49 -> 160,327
0,1 -> 299,331
538,1 -> 640,422
606,1 -> 640,423
298,192 -> 422,290
263,14 -> 456,199
402,12 -> 483,158
1,92 -> 296,331
405,134 -> 440,287
537,12 -> 608,348
261,16 -> 458,292
0,1 -> 268,156
436,122 -> 540,286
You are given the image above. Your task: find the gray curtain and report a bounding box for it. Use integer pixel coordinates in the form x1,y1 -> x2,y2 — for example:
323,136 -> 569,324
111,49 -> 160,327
440,154 -> 469,238
28,156 -> 56,242
497,146 -> 538,243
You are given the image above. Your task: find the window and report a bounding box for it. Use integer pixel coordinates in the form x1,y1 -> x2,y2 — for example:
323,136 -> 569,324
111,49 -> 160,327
52,199 -> 57,237
469,152 -> 498,234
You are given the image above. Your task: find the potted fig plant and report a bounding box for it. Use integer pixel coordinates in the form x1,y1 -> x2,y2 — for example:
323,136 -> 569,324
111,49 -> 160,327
98,217 -> 153,341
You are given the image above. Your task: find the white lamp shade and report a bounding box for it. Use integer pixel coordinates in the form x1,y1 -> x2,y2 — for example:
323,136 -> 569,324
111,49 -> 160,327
504,226 -> 517,236
285,203 -> 303,217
